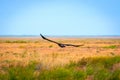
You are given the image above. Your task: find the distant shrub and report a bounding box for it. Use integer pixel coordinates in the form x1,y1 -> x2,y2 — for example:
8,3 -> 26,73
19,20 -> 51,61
19,46 -> 25,48
5,40 -> 28,43
5,40 -> 11,43
103,45 -> 117,49
49,45 -> 53,48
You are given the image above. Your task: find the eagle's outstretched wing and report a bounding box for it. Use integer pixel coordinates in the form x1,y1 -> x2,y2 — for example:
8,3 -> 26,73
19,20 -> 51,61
40,34 -> 83,48
63,43 -> 83,47
40,34 -> 61,44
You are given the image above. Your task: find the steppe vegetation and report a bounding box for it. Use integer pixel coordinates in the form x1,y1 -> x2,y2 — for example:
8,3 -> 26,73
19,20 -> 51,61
0,38 -> 120,80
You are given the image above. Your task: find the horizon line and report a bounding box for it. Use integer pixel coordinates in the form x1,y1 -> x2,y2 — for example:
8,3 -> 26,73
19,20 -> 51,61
0,35 -> 120,38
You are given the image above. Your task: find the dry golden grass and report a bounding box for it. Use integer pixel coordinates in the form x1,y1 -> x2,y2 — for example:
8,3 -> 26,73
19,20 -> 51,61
0,37 -> 120,68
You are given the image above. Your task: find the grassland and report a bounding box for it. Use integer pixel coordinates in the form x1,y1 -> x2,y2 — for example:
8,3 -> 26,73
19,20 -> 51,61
0,37 -> 120,80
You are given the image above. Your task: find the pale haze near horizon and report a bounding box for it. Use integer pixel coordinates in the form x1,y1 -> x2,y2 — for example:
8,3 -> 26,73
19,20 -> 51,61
0,0 -> 120,36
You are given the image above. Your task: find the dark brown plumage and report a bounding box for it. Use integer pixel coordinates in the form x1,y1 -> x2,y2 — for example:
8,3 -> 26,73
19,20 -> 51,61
40,34 -> 83,48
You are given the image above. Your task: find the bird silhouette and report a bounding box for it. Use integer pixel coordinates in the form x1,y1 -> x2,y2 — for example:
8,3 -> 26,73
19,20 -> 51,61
40,34 -> 83,48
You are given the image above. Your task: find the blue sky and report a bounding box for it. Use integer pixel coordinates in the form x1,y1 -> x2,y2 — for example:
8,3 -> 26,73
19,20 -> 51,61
0,0 -> 120,36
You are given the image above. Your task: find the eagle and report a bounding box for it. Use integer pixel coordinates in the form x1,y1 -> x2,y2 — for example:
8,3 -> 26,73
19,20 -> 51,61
40,34 -> 83,48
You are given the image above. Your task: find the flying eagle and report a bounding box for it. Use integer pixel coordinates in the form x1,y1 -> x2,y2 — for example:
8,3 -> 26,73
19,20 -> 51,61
40,34 -> 83,48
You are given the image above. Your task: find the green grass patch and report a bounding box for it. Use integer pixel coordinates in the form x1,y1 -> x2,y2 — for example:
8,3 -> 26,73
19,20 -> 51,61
103,45 -> 117,49
0,56 -> 120,80
0,40 -> 32,43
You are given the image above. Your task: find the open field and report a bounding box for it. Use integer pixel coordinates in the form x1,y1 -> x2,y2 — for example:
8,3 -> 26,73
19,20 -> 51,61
0,37 -> 120,80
